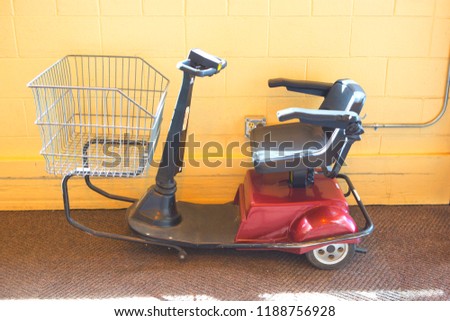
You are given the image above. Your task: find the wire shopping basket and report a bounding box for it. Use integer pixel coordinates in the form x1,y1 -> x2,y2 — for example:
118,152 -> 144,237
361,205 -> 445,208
28,55 -> 169,177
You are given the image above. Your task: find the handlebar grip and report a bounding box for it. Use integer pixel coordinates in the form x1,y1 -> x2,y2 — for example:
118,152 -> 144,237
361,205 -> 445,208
177,60 -> 217,77
178,49 -> 227,77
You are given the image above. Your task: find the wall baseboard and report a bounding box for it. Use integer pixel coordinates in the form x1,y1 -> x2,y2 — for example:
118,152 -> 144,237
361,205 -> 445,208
0,154 -> 448,210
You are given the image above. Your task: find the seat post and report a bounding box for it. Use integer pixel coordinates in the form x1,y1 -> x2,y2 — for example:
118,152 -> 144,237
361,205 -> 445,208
289,169 -> 314,188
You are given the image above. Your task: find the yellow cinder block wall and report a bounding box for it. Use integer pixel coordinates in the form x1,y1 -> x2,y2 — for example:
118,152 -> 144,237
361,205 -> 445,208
0,0 -> 449,209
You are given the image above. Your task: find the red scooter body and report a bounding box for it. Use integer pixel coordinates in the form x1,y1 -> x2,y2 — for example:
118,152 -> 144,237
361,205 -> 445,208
235,170 -> 358,254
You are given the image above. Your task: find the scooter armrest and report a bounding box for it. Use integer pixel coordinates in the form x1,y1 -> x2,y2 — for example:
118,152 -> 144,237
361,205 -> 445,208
277,107 -> 361,129
268,78 -> 333,97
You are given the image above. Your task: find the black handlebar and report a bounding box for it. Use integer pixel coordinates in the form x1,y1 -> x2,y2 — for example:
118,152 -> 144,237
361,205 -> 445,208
177,49 -> 227,77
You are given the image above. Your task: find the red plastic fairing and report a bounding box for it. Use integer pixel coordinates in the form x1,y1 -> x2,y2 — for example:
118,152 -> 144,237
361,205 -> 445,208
288,206 -> 357,254
235,170 -> 358,254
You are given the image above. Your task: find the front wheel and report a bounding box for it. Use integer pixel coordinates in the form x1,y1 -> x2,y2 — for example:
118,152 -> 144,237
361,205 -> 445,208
306,243 -> 356,270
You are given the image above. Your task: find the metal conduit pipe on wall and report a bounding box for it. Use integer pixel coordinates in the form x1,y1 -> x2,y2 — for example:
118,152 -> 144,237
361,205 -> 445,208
365,60 -> 450,130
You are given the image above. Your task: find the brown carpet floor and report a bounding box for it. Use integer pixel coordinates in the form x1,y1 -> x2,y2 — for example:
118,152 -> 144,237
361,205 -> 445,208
0,205 -> 448,301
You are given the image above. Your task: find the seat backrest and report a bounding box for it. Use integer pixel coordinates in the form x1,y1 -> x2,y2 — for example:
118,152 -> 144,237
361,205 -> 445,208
319,79 -> 366,115
318,80 -> 366,178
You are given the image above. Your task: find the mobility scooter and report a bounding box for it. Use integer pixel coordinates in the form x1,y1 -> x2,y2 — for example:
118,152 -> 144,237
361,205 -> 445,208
29,49 -> 373,270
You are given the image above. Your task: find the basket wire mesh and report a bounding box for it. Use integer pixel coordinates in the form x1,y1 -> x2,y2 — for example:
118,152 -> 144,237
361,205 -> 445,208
28,55 -> 169,177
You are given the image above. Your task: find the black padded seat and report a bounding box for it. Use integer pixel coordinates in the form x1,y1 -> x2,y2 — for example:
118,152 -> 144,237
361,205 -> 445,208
251,79 -> 366,175
250,122 -> 326,174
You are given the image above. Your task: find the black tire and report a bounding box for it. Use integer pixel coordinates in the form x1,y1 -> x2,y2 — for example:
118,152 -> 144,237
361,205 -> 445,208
306,243 -> 356,270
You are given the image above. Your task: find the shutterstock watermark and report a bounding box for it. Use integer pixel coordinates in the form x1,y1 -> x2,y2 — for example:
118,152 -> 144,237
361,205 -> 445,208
100,132 -> 344,170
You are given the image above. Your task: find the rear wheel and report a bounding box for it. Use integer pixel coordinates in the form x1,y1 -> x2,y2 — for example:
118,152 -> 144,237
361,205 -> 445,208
306,243 -> 355,270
